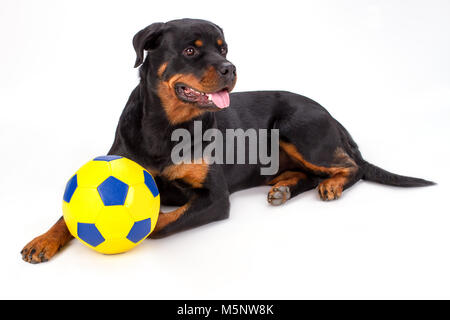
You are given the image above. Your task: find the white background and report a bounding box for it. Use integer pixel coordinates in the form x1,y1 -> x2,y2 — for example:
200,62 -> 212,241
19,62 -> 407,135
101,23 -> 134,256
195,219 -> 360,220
1,0 -> 449,299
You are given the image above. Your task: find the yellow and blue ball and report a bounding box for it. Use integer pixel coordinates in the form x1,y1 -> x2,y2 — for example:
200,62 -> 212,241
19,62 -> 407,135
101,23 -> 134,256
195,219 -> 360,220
62,155 -> 160,254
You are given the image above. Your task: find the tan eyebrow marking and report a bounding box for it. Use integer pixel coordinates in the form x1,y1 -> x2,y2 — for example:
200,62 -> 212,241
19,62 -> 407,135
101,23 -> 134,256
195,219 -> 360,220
217,39 -> 223,46
195,39 -> 203,47
157,62 -> 168,79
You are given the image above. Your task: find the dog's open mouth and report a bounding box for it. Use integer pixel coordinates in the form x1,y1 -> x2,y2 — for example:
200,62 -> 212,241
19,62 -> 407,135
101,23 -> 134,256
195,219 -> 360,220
175,83 -> 230,109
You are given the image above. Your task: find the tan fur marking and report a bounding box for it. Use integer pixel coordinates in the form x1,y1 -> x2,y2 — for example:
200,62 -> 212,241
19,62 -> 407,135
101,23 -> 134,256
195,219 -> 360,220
157,66 -> 236,124
279,141 -> 358,201
318,173 -> 348,200
279,141 -> 346,176
195,39 -> 203,47
268,171 -> 307,187
146,168 -> 159,177
157,81 -> 206,125
162,162 -> 209,188
217,39 -> 223,46
157,62 -> 168,79
150,203 -> 190,235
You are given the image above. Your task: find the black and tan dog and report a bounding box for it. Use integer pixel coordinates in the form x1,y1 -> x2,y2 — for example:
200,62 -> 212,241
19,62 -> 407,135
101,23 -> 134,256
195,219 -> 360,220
22,19 -> 434,263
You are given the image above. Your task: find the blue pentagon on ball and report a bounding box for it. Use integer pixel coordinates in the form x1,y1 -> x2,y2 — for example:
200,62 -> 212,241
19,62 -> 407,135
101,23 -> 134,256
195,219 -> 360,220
127,218 -> 152,243
97,176 -> 129,206
144,171 -> 159,197
63,174 -> 78,203
77,223 -> 105,247
93,155 -> 123,162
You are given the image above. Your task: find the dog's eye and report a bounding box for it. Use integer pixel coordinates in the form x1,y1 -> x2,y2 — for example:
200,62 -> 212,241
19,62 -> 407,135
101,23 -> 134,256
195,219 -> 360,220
183,47 -> 198,57
220,47 -> 228,56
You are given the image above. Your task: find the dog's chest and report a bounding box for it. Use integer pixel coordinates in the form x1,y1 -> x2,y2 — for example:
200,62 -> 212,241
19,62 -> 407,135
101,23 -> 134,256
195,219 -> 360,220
150,162 -> 209,188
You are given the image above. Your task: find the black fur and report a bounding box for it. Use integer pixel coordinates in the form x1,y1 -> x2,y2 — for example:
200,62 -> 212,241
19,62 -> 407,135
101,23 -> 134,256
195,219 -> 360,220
362,162 -> 434,187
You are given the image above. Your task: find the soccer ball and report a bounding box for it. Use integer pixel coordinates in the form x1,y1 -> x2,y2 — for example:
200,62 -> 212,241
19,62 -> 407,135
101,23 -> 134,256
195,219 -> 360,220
62,155 -> 160,254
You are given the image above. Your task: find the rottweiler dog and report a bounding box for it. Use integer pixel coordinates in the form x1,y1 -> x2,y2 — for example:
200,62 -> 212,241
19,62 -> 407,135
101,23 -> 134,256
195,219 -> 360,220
22,18 -> 434,263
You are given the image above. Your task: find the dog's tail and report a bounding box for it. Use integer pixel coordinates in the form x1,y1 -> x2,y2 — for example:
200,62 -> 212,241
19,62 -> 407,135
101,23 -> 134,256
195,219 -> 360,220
361,161 -> 436,187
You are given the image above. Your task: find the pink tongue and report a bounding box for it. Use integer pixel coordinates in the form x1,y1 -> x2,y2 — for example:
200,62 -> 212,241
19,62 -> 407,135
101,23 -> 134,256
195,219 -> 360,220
210,90 -> 230,109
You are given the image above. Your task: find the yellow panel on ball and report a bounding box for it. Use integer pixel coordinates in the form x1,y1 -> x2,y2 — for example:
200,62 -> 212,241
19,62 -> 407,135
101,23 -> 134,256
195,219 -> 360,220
110,157 -> 146,185
94,238 -> 138,255
149,195 -> 160,233
76,160 -> 112,188
62,201 -> 77,238
96,206 -> 134,240
68,187 -> 104,223
126,183 -> 159,221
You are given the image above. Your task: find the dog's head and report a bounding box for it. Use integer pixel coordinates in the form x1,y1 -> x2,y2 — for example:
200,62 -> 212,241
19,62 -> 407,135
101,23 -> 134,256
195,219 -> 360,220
133,19 -> 237,124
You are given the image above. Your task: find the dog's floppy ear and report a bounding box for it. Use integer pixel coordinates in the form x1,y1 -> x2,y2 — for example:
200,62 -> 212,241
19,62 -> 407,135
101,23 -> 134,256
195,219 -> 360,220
133,22 -> 165,68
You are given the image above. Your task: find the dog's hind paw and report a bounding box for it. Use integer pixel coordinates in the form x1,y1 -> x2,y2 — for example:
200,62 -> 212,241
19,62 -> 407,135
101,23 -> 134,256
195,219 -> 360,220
318,180 -> 343,201
268,186 -> 291,206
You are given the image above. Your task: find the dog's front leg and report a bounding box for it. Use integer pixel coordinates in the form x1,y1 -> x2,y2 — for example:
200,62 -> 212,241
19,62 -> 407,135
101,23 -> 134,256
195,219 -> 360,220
150,192 -> 230,238
21,217 -> 73,264
149,171 -> 230,239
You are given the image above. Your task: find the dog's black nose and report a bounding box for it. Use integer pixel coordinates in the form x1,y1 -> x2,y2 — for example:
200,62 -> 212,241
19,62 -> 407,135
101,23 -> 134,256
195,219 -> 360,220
218,62 -> 236,80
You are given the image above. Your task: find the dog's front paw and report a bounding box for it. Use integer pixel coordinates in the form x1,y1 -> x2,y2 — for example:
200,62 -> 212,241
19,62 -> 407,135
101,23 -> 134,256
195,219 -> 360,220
21,234 -> 61,264
268,186 -> 291,206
